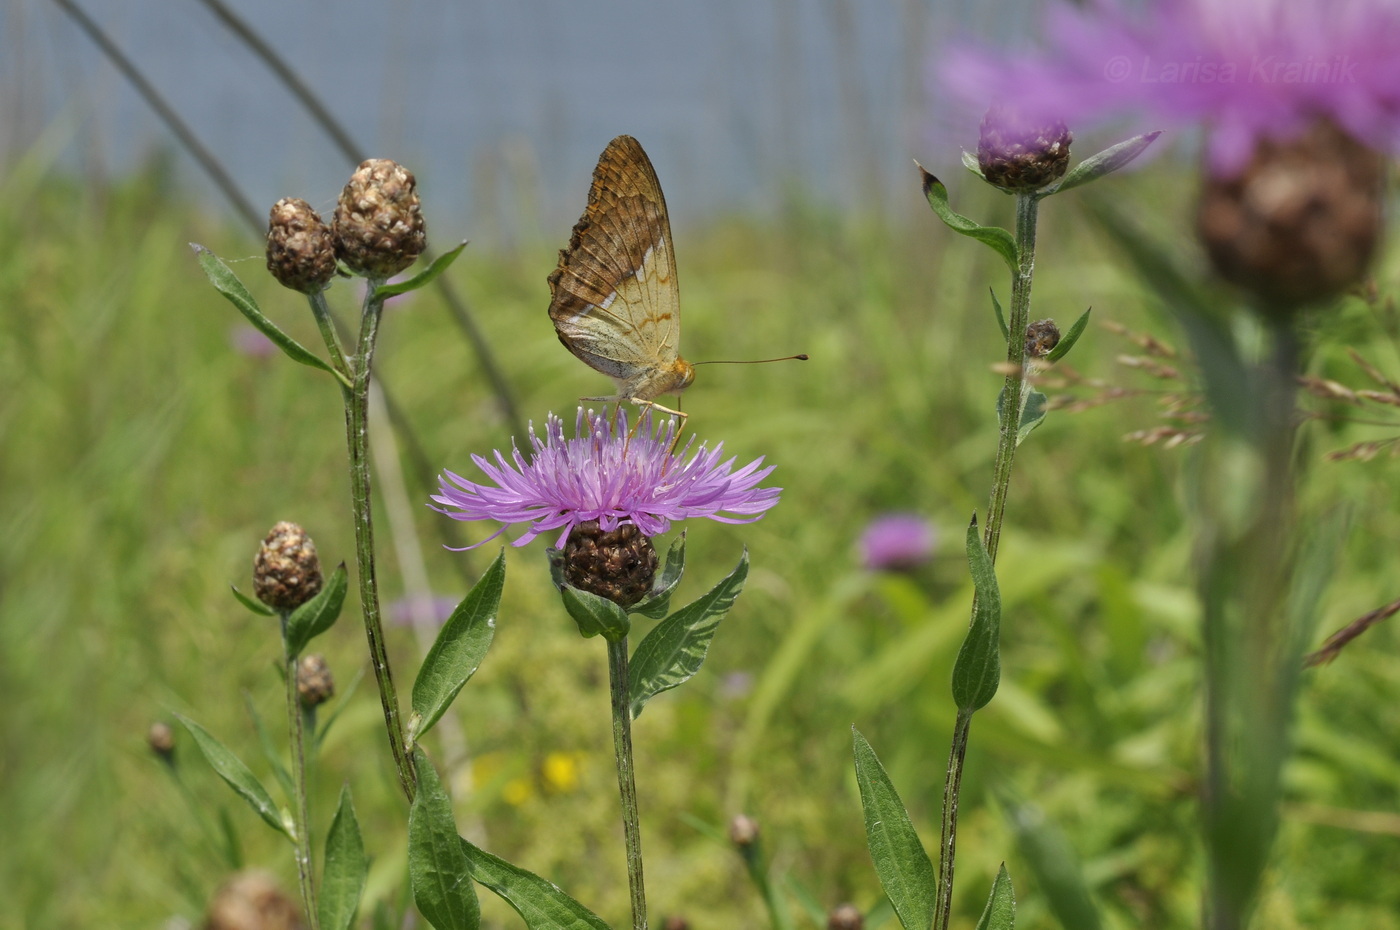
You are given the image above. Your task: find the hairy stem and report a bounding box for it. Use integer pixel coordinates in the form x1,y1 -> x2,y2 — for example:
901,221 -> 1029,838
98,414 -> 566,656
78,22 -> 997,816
608,637 -> 648,930
282,626 -> 320,930
933,191 -> 1040,930
344,282 -> 416,801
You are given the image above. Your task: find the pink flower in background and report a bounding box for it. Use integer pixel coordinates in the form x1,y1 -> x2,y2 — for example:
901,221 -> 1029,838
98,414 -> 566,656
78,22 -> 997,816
431,408 -> 781,549
859,513 -> 937,572
230,324 -> 276,358
940,0 -> 1400,173
388,595 -> 459,627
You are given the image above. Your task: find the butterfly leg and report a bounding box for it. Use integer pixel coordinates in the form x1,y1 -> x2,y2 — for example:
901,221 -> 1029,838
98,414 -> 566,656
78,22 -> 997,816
627,397 -> 688,454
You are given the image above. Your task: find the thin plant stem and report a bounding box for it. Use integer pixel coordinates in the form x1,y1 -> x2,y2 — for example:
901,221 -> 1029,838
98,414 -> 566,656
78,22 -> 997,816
344,281 -> 416,801
281,624 -> 320,930
933,190 -> 1041,930
607,637 -> 648,930
308,290 -> 351,380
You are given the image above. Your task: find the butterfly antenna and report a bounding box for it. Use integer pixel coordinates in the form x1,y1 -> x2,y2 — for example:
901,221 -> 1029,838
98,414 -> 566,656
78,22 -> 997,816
692,354 -> 810,366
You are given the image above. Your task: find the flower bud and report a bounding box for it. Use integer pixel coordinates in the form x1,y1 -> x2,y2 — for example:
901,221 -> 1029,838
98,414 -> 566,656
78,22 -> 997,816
828,904 -> 864,930
148,721 -> 175,759
253,522 -> 324,612
204,870 -> 304,930
1025,319 -> 1061,359
1196,119 -> 1383,314
332,159 -> 427,278
662,918 -> 690,930
562,520 -> 658,608
978,106 -> 1073,193
265,198 -> 337,294
296,654 -> 335,708
728,813 -> 760,848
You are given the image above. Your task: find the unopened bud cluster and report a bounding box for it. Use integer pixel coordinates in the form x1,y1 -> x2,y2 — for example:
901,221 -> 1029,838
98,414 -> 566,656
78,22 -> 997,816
296,654 -> 335,707
332,159 -> 427,278
265,198 -> 337,294
978,106 -> 1073,193
563,520 -> 658,608
827,904 -> 864,930
1025,319 -> 1061,358
253,522 -> 324,611
1197,119 -> 1382,313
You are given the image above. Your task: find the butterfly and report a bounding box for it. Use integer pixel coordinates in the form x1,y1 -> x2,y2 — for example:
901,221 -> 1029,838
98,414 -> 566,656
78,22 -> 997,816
547,135 -> 695,420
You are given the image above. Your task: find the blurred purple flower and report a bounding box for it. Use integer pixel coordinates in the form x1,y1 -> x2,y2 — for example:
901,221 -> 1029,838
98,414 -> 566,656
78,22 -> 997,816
859,513 -> 937,572
941,0 -> 1400,173
388,594 -> 458,627
430,408 -> 781,549
230,324 -> 276,358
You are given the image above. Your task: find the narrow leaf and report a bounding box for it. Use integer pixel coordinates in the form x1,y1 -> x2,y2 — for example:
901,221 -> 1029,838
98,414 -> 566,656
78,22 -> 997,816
559,584 -> 631,642
631,533 -> 687,619
990,289 -> 1009,341
173,713 -> 292,841
231,585 -> 275,616
1045,307 -> 1091,362
458,837 -> 611,929
409,748 -> 480,930
319,785 -> 368,930
1043,131 -> 1162,196
375,241 -> 469,298
1017,391 -> 1048,446
973,864 -> 1016,930
283,562 -> 348,657
951,518 -> 1002,711
852,728 -> 935,930
192,245 -> 338,377
411,551 -> 505,742
960,149 -> 984,178
629,549 -> 749,719
918,166 -> 1018,274
1002,798 -> 1100,930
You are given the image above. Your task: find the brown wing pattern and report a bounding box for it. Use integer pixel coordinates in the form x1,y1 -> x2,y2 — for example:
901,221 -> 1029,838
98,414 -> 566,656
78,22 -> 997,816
547,135 -> 691,401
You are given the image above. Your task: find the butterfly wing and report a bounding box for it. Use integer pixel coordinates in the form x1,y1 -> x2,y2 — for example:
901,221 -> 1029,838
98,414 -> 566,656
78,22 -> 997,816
548,135 -> 692,402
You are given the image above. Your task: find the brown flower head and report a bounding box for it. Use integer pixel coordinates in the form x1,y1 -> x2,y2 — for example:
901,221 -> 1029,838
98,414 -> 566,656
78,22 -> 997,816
332,159 -> 427,278
253,522 -> 324,612
265,198 -> 336,293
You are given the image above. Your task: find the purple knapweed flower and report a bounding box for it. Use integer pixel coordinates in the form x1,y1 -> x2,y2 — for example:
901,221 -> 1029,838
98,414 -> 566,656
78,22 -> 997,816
430,408 -> 781,548
859,513 -> 937,572
941,0 -> 1400,174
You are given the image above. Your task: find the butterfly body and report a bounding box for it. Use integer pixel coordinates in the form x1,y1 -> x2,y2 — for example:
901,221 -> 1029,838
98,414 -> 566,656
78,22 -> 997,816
548,135 -> 695,410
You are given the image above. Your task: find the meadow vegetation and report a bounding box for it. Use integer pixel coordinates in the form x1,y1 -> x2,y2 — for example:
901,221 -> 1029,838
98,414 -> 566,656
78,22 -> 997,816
3,152 -> 1400,928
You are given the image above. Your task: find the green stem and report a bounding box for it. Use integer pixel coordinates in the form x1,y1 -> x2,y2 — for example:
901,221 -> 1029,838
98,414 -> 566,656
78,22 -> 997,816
933,191 -> 1041,930
344,281 -> 416,802
308,289 -> 351,380
282,628 -> 320,930
607,637 -> 648,930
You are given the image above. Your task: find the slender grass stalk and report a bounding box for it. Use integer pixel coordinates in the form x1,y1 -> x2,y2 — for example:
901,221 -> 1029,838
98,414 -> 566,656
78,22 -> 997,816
607,637 -> 648,930
281,622 -> 320,930
933,190 -> 1040,930
343,282 -> 416,801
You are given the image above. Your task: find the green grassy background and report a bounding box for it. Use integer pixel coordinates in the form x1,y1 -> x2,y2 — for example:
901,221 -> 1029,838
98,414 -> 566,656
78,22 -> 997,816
3,147 -> 1400,929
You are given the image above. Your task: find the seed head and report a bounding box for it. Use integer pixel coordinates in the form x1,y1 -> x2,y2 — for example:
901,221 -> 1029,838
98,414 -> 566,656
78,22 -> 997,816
1196,120 -> 1383,314
1025,319 -> 1062,358
147,721 -> 175,760
253,522 -> 324,612
332,159 -> 427,278
978,106 -> 1073,193
828,904 -> 864,930
562,520 -> 658,608
296,654 -> 335,708
265,198 -> 336,294
728,813 -> 761,848
204,870 -> 305,930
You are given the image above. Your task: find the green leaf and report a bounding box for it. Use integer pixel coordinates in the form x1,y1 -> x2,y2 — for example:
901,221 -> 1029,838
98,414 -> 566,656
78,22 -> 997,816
951,518 -> 1002,712
629,549 -> 749,719
1002,798 -> 1099,930
230,585 -> 275,616
243,692 -> 292,798
917,166 -> 1018,274
319,784 -> 368,930
852,728 -> 935,930
973,864 -> 1016,930
410,551 -> 505,743
989,289 -> 1009,342
284,563 -> 348,658
961,149 -> 984,178
559,584 -> 631,642
996,386 -> 1048,448
1043,131 -> 1162,197
631,533 -> 687,619
458,837 -> 610,929
1045,307 -> 1092,362
173,713 -> 292,841
192,245 -> 340,378
409,748 -> 480,930
374,242 -> 468,298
